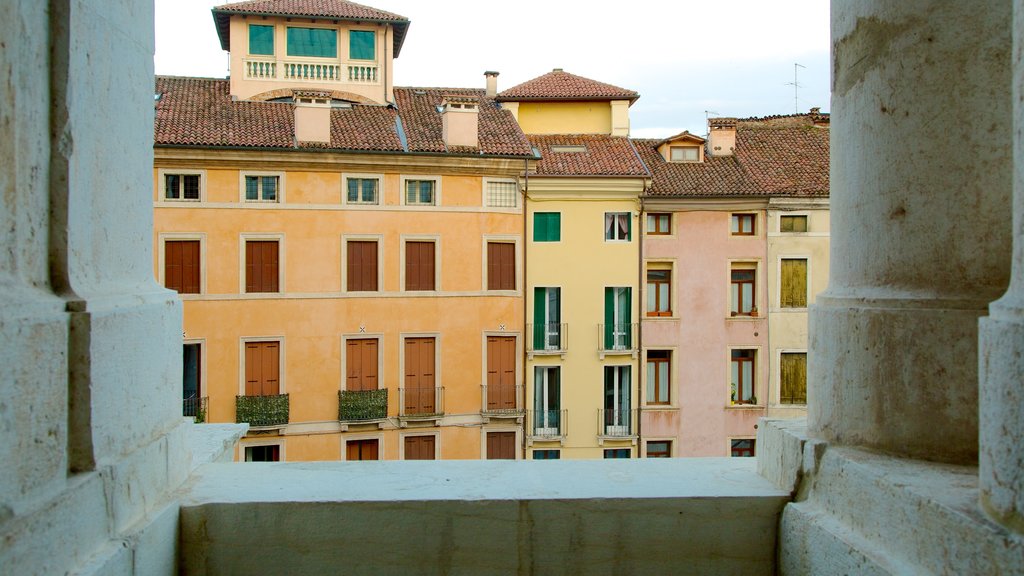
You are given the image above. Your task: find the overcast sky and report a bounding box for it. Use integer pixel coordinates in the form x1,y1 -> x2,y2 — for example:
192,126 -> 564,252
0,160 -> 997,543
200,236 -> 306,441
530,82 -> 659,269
154,0 -> 830,138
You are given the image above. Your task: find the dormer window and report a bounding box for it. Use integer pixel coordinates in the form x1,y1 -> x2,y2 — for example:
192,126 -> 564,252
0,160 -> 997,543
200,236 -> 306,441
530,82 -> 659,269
287,27 -> 338,58
349,30 -> 375,60
249,24 -> 274,56
670,146 -> 699,162
551,145 -> 587,153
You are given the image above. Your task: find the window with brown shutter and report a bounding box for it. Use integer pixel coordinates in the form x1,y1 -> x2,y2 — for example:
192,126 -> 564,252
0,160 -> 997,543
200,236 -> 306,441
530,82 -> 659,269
346,439 -> 379,461
346,339 -> 378,392
245,240 -> 279,293
346,240 -> 378,292
403,337 -> 436,414
486,336 -> 516,411
780,352 -> 807,404
165,240 -> 200,294
486,431 -> 516,459
244,341 -> 280,396
405,241 -> 435,291
487,242 -> 515,290
404,435 -> 435,460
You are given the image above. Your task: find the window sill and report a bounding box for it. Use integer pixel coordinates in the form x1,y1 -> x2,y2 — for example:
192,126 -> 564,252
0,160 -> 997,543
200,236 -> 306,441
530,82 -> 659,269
726,315 -> 763,321
644,315 -> 678,321
641,405 -> 678,411
726,404 -> 764,410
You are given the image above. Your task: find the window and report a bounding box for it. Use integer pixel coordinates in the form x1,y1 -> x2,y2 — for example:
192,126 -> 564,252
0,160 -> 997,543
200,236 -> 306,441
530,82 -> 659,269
485,179 -> 517,208
164,173 -> 200,201
165,240 -> 200,294
730,349 -> 756,405
550,145 -> 586,153
245,341 -> 280,396
780,214 -> 808,233
245,240 -> 279,293
646,441 -> 671,458
403,435 -> 435,460
647,213 -> 671,235
605,212 -> 631,241
533,212 -> 561,242
404,241 -> 436,291
182,343 -> 202,418
731,213 -> 756,236
485,336 -> 516,412
248,24 -> 274,55
604,287 -> 632,350
486,432 -> 516,460
646,268 -> 671,317
603,366 -> 632,435
604,449 -> 631,459
286,27 -> 337,58
346,240 -> 378,292
533,366 -> 560,435
345,339 -> 378,392
349,30 -> 375,60
403,337 -> 437,415
670,146 -> 699,162
244,445 -> 280,462
346,178 -> 379,204
405,179 -> 436,206
780,352 -> 807,405
487,242 -> 515,291
646,350 -> 670,405
730,265 -> 756,316
532,450 -> 560,460
781,258 -> 808,308
244,175 -> 279,202
731,439 -> 756,457
346,439 -> 379,461
532,287 -> 561,350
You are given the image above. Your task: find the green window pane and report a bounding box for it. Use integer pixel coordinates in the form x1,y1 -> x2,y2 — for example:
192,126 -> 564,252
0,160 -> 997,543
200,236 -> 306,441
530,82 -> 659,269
245,176 -> 258,200
349,30 -> 375,60
165,174 -> 180,199
287,27 -> 337,58
347,179 -> 359,203
249,25 -> 274,55
261,176 -> 277,201
419,181 -> 433,204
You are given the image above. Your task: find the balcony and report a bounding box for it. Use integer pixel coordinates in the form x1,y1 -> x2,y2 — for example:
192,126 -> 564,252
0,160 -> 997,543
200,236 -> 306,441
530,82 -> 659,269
527,409 -> 567,444
183,395 -> 208,423
526,323 -> 567,358
235,394 -> 289,429
598,322 -> 638,358
242,57 -> 379,85
481,384 -> 524,419
597,408 -> 638,443
338,389 -> 388,423
398,386 -> 444,423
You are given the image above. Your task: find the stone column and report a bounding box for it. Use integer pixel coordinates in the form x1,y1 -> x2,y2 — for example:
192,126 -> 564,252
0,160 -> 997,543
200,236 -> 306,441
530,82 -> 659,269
810,0 -> 1012,464
980,0 -> 1024,533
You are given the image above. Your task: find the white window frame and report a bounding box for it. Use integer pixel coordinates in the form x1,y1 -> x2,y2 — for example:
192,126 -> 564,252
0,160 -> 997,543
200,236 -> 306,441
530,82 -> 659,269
602,364 -> 632,435
398,430 -> 441,460
728,260 -> 761,318
346,27 -> 379,62
341,234 -> 384,293
642,438 -> 675,458
240,439 -> 286,462
400,234 -> 441,293
239,233 -> 285,295
400,175 -> 441,207
643,347 -> 676,408
239,171 -> 286,204
238,336 -> 286,396
727,345 -> 761,407
534,286 -> 562,352
644,260 -> 676,319
481,235 -> 520,293
342,172 -> 383,206
604,212 -> 632,242
482,177 -> 519,209
669,145 -> 700,163
158,232 -> 207,296
157,168 -> 206,203
533,365 -> 561,436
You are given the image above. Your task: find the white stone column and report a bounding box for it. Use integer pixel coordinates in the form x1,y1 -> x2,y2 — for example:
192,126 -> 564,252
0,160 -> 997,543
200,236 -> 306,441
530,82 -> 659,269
979,0 -> 1024,533
810,0 -> 1013,464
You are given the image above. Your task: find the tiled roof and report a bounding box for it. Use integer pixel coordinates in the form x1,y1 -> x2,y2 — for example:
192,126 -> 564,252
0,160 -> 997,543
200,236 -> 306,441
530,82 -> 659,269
497,69 -> 639,103
528,135 -> 649,177
634,115 -> 830,198
153,76 -> 534,157
212,0 -> 410,56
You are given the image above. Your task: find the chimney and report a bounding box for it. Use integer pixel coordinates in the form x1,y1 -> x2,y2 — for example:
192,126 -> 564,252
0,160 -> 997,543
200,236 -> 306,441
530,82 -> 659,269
293,91 -> 332,145
707,117 -> 737,157
441,95 -> 479,148
484,71 -> 499,98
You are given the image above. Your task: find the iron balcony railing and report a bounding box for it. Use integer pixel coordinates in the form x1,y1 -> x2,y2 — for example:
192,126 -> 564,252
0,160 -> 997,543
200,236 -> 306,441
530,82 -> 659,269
399,386 -> 444,418
338,389 -> 388,422
598,323 -> 639,353
598,408 -> 638,437
235,394 -> 289,427
481,384 -> 523,416
527,409 -> 567,439
183,396 -> 208,423
526,323 -> 567,353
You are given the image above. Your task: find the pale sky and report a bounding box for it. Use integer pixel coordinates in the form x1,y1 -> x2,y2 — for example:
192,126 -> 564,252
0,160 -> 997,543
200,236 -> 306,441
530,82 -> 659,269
154,0 -> 831,138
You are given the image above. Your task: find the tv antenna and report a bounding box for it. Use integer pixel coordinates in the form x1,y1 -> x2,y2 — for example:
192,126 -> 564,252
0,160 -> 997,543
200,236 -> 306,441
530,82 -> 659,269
704,110 -> 719,137
785,63 -> 806,114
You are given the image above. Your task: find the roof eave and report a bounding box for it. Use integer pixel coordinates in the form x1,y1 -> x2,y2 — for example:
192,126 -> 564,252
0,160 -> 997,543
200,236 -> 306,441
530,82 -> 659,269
210,9 -> 410,56
495,95 -> 640,105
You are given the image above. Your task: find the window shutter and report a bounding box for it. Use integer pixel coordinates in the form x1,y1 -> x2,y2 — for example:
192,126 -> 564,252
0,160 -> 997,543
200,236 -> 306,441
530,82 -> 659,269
264,242 -> 279,292
533,288 -> 546,350
604,287 -> 614,348
623,288 -> 632,344
487,243 -> 499,290
781,259 -> 808,307
781,353 -> 807,404
182,241 -> 200,293
165,241 -> 182,292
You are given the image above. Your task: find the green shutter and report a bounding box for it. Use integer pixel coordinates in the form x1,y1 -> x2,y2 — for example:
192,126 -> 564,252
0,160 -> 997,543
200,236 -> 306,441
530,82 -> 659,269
551,213 -> 560,241
534,288 -> 546,350
349,30 -> 375,60
626,214 -> 632,241
286,27 -> 338,58
623,287 -> 632,345
781,259 -> 808,308
604,287 -> 614,348
249,25 -> 275,55
533,213 -> 545,241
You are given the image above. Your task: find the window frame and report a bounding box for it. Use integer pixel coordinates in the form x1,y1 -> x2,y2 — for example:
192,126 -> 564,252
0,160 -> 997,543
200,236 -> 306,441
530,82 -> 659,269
778,349 -> 808,405
239,234 -> 284,295
669,145 -> 700,163
342,172 -> 383,206
399,332 -> 442,415
401,235 -> 440,292
646,213 -> 671,235
729,262 -> 759,317
157,168 -> 206,203
239,171 -> 285,204
285,25 -> 339,59
342,234 -> 383,293
645,349 -> 672,406
644,440 -> 673,458
604,212 -> 632,242
341,432 -> 385,461
532,365 -> 561,435
481,428 -> 522,460
158,233 -> 206,295
482,177 -> 519,209
399,431 -> 440,461
645,262 -> 673,317
248,23 -> 275,56
730,213 -> 757,236
340,333 -> 384,394
779,256 -> 810,309
729,348 -> 758,406
532,449 -> 560,460
347,28 -> 376,61
483,236 -> 519,292
730,438 -> 756,457
532,212 -> 561,243
241,440 -> 285,462
400,175 -> 441,207
779,213 -> 809,233
603,448 -> 631,459
238,336 -> 286,396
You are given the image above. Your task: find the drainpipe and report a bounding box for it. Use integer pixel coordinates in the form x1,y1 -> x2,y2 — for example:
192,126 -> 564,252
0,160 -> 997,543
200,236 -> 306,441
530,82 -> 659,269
637,194 -> 645,454
521,158 -> 529,459
763,202 -> 772,420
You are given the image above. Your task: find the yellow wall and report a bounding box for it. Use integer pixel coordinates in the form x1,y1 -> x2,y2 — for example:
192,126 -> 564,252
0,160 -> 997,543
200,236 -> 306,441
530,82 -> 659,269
514,102 -> 612,135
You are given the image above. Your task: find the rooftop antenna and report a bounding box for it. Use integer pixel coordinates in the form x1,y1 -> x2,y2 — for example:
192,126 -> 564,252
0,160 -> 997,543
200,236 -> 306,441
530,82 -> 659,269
785,63 -> 806,114
704,110 -> 719,138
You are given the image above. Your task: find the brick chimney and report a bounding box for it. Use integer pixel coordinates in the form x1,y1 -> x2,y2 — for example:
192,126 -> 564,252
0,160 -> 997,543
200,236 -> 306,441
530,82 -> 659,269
707,117 -> 737,157
484,71 -> 499,98
441,95 -> 479,148
293,90 -> 332,145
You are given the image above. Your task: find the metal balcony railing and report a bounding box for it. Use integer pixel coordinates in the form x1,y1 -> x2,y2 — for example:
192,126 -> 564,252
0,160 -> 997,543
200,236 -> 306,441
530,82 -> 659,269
235,394 -> 289,427
183,395 -> 208,423
481,384 -> 523,416
598,408 -> 638,437
527,409 -> 567,439
338,389 -> 388,422
399,386 -> 444,418
598,323 -> 638,353
526,323 -> 567,353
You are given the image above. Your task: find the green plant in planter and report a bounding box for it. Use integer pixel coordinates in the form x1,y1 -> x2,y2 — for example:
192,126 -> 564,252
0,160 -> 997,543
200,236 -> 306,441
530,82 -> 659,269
235,394 -> 289,427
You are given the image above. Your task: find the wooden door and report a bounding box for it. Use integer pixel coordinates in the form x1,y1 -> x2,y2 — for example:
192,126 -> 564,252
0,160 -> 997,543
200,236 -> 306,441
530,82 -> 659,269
404,338 -> 435,414
486,432 -> 516,460
346,339 -> 378,392
486,336 -> 516,410
245,341 -> 279,396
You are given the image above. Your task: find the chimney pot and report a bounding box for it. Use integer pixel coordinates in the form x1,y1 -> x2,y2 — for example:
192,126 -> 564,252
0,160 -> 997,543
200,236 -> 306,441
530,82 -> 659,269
484,71 -> 499,98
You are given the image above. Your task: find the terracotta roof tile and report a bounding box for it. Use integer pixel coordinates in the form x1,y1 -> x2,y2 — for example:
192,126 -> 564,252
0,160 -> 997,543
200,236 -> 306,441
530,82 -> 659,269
497,69 -> 639,103
528,134 -> 648,177
633,139 -> 757,197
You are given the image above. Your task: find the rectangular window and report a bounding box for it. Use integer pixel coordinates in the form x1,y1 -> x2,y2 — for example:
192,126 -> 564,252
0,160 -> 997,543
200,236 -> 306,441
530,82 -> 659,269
604,449 -> 631,459
165,240 -> 200,294
245,240 -> 279,293
730,349 -> 756,405
345,338 -> 378,392
485,180 -> 517,208
604,212 -> 631,241
533,212 -> 561,242
487,242 -> 515,291
349,30 -> 375,60
646,350 -> 670,405
730,266 -> 756,316
604,287 -> 633,350
532,449 -> 560,460
405,180 -> 435,206
245,175 -> 279,202
647,213 -> 671,235
405,241 -> 436,291
245,445 -> 280,462
670,146 -> 699,162
486,431 -> 516,460
249,24 -> 275,55
486,336 -> 517,411
646,441 -> 671,458
164,173 -> 201,201
533,366 -> 560,435
403,337 -> 437,415
244,341 -> 280,396
346,439 -> 379,461
286,27 -> 338,58
780,214 -> 808,233
346,240 -> 378,292
780,258 -> 808,308
780,352 -> 808,405
532,287 -> 561,350
183,343 -> 202,418
403,435 -> 435,460
346,178 -> 379,204
603,365 -> 632,435
731,213 -> 756,236
646,268 -> 671,316
731,439 -> 756,457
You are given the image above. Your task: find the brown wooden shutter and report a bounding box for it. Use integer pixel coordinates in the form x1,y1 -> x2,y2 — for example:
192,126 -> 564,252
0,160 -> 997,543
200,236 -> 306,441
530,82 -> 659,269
405,435 -> 435,460
346,339 -> 378,391
486,336 -> 516,410
781,259 -> 808,308
165,240 -> 200,294
780,352 -> 807,404
486,432 -> 516,459
347,241 -> 377,291
404,338 -> 435,413
246,241 -> 279,293
245,341 -> 279,396
347,439 -> 379,461
487,242 -> 515,290
406,242 -> 434,291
